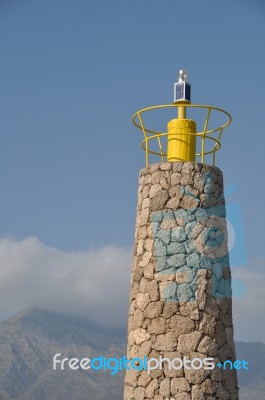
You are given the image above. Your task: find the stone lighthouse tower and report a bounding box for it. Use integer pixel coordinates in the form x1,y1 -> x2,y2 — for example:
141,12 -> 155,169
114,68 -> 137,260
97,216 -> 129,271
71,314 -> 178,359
124,71 -> 239,400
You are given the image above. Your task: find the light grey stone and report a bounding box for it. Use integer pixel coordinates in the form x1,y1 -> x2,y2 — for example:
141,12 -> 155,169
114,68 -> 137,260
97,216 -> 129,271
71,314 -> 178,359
150,183 -> 163,198
149,164 -> 159,173
191,385 -> 206,400
197,335 -> 218,356
166,197 -> 180,209
142,197 -> 150,209
151,171 -> 161,184
147,317 -> 167,334
199,314 -> 216,339
143,263 -> 154,279
144,302 -> 163,319
185,366 -> 210,385
171,172 -> 182,186
174,393 -> 191,400
153,332 -> 178,351
145,379 -> 159,398
153,395 -> 163,400
147,280 -> 159,301
136,292 -> 150,311
201,378 -> 217,394
171,377 -> 190,394
177,331 -> 203,353
169,315 -> 195,335
163,302 -> 179,318
138,371 -> 151,387
134,386 -> 145,400
180,173 -> 193,185
173,162 -> 183,172
179,302 -> 200,320
125,369 -> 138,387
160,162 -> 172,171
159,377 -> 171,397
150,190 -> 169,211
131,308 -> 144,329
160,174 -> 170,190
182,162 -> 194,174
132,328 -> 151,345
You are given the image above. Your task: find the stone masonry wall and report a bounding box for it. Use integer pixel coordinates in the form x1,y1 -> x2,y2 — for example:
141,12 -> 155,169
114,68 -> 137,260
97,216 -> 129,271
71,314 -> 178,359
124,162 -> 239,400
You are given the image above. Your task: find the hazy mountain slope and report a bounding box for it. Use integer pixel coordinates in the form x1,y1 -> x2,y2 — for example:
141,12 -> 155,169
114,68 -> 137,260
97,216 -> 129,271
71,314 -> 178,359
0,309 -> 126,400
0,308 -> 264,399
236,340 -> 265,400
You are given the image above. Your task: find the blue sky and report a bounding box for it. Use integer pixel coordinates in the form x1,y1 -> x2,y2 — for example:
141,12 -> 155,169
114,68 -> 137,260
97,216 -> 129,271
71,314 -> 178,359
0,0 -> 264,340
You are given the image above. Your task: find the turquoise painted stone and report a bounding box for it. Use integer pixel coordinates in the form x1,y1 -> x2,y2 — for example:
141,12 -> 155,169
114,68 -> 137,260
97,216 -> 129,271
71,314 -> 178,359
163,282 -> 177,301
177,283 -> 193,302
156,229 -> 171,244
171,228 -> 186,242
201,255 -> 212,269
176,266 -> 195,283
167,254 -> 186,268
186,252 -> 200,268
167,242 -> 186,255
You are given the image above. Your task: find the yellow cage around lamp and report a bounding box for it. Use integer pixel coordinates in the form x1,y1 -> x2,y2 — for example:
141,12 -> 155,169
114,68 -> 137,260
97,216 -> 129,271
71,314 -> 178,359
132,103 -> 232,167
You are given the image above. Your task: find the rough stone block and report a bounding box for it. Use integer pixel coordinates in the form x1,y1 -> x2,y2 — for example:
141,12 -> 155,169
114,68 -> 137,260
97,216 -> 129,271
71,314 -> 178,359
177,331 -> 203,353
169,315 -> 195,335
171,377 -> 190,394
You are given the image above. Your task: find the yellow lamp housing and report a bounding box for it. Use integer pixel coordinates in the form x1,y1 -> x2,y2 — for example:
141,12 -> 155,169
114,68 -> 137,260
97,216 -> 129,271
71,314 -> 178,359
167,118 -> 196,162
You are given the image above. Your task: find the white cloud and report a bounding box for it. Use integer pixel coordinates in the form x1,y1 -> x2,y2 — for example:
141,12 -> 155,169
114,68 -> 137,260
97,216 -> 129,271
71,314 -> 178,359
0,237 -> 132,327
0,236 -> 264,342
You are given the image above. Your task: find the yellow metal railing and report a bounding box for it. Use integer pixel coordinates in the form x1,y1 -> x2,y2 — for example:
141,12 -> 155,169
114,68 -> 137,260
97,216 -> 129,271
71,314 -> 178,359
132,104 -> 232,166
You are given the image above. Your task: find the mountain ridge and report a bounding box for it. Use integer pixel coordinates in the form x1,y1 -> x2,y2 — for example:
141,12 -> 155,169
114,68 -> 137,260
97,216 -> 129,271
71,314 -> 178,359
0,308 -> 263,399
